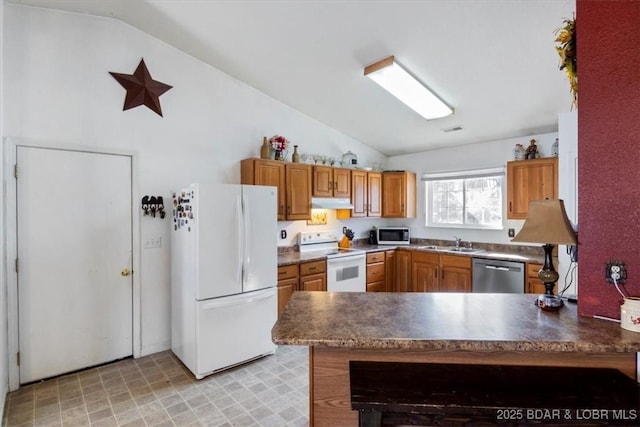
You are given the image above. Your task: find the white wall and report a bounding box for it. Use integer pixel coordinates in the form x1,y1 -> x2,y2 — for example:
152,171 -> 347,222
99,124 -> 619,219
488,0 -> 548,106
387,131 -> 559,245
1,4 -> 387,362
0,0 -> 8,413
558,111 -> 578,295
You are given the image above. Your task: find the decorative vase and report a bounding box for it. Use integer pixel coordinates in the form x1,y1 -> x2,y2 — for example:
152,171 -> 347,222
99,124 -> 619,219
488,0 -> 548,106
274,150 -> 283,161
292,145 -> 300,163
260,137 -> 270,159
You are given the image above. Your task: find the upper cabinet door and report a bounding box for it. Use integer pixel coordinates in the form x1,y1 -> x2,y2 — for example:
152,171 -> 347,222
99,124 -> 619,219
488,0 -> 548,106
286,163 -> 312,220
333,168 -> 351,198
313,166 -> 351,198
507,157 -> 558,219
382,172 -> 416,218
367,172 -> 382,217
312,165 -> 333,197
351,170 -> 367,218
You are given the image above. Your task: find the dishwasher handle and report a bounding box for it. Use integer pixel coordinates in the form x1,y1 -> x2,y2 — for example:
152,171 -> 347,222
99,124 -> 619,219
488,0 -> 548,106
485,265 -> 510,271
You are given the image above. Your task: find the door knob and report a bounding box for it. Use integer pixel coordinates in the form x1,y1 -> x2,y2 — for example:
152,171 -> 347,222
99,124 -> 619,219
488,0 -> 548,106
121,268 -> 131,277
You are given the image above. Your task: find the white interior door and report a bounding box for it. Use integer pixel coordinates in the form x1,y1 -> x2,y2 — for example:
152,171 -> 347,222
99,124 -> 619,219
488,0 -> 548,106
17,146 -> 133,383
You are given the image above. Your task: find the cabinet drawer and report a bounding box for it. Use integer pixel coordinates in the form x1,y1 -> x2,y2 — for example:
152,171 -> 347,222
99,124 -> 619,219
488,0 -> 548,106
412,251 -> 438,264
367,281 -> 385,292
278,264 -> 298,281
367,252 -> 386,264
300,260 -> 326,276
440,254 -> 471,269
527,263 -> 543,278
366,263 -> 385,283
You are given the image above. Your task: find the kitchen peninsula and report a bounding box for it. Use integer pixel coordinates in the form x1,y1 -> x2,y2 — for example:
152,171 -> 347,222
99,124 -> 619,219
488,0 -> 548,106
272,292 -> 640,426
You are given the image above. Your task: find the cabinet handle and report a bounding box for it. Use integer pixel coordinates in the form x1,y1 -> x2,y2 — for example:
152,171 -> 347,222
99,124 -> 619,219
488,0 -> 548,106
434,269 -> 438,279
308,267 -> 317,271
287,206 -> 291,215
279,205 -> 284,215
278,270 -> 287,275
509,201 -> 512,213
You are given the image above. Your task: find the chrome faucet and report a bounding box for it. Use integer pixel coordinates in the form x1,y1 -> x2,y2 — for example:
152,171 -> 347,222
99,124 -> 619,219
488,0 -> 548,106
453,236 -> 462,249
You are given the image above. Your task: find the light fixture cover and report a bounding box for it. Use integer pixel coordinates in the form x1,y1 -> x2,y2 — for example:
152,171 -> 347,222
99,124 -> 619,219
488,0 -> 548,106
364,56 -> 453,120
511,199 -> 577,245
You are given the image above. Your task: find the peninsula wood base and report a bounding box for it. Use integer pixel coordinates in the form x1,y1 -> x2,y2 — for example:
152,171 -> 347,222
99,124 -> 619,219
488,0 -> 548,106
309,347 -> 637,427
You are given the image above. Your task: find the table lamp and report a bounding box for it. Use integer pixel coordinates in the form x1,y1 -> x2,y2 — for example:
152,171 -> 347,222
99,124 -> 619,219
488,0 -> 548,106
511,199 -> 577,311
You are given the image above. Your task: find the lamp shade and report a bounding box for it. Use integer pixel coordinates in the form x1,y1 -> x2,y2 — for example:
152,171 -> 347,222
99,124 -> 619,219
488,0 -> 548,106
511,199 -> 577,245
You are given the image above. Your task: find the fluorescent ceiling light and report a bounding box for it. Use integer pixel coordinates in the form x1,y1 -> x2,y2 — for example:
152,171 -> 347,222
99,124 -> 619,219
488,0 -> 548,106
364,56 -> 453,120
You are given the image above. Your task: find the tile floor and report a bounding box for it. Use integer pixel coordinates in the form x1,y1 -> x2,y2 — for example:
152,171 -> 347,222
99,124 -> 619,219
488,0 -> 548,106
2,346 -> 309,427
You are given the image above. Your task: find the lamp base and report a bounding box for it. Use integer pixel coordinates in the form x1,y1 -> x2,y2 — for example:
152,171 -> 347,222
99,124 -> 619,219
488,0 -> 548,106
536,294 -> 564,312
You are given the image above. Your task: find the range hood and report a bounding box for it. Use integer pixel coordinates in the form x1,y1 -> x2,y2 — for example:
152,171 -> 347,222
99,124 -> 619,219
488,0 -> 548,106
311,197 -> 354,210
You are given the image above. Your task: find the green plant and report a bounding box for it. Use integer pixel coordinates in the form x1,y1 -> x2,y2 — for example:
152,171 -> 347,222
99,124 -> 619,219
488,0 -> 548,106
555,16 -> 577,108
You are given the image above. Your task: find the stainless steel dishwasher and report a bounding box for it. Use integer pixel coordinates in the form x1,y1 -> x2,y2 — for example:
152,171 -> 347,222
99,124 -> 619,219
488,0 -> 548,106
472,258 -> 525,293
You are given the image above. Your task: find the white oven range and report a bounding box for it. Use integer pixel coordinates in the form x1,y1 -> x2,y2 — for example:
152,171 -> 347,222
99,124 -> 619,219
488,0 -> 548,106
298,231 -> 366,292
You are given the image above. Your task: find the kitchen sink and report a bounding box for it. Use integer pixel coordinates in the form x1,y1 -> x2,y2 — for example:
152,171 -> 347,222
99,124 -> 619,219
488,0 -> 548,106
417,245 -> 484,254
443,247 -> 484,254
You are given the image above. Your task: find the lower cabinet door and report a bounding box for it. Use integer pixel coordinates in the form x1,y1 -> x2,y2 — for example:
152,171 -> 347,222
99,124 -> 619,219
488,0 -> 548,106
367,281 -> 385,292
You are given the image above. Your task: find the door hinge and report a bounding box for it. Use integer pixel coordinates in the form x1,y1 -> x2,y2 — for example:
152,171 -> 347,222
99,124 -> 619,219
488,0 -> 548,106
17,352 -> 20,366
15,258 -> 19,273
14,164 -> 18,178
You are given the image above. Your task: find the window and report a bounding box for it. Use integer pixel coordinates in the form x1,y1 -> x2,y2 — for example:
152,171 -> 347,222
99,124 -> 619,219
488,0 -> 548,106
423,168 -> 504,229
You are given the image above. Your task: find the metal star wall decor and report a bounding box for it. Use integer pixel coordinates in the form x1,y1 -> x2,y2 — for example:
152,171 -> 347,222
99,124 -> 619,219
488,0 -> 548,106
109,58 -> 172,117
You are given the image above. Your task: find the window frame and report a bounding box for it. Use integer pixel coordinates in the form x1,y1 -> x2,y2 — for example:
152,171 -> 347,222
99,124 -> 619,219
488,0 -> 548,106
423,167 -> 505,230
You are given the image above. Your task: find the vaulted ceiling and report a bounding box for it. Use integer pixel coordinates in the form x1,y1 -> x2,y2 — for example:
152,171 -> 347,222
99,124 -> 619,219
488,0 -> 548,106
8,0 -> 576,155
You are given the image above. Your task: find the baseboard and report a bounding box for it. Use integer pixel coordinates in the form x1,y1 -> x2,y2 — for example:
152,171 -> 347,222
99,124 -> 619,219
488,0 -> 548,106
140,341 -> 170,358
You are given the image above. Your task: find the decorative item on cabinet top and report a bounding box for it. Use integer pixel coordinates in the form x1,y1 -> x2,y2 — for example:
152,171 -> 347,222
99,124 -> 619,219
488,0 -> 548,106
141,195 -> 165,218
269,135 -> 290,161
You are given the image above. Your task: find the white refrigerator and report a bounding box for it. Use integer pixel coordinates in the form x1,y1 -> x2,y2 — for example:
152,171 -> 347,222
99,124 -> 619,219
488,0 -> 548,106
171,183 -> 277,379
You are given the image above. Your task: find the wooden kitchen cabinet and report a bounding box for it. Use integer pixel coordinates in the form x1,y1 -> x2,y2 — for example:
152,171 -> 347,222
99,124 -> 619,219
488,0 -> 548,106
241,158 -> 311,221
277,264 -> 298,317
285,163 -> 312,220
394,250 -> 412,292
350,170 -> 382,218
241,158 -> 286,220
411,252 -> 471,292
366,251 -> 386,292
382,171 -> 416,218
313,166 -> 351,198
507,157 -> 558,219
440,254 -> 472,292
385,250 -> 396,292
526,262 -> 556,294
411,252 -> 439,292
299,260 -> 327,291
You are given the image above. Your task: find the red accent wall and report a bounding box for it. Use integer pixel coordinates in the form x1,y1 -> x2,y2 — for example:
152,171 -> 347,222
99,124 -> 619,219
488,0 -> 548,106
577,0 -> 640,317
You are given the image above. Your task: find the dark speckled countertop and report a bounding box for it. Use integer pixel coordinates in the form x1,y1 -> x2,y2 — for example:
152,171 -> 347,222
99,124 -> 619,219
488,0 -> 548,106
272,292 -> 640,352
278,243 -> 545,266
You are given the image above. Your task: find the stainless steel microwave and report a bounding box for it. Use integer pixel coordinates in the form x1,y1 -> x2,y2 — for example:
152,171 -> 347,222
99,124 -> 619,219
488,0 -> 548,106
376,227 -> 410,245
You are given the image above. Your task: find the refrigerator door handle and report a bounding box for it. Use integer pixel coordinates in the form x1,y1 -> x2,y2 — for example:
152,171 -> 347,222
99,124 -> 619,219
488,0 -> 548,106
236,194 -> 243,283
242,191 -> 251,284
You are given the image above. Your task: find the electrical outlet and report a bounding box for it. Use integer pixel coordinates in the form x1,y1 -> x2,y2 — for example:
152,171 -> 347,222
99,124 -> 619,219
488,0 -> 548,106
508,228 -> 515,238
605,261 -> 627,284
280,230 -> 287,239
